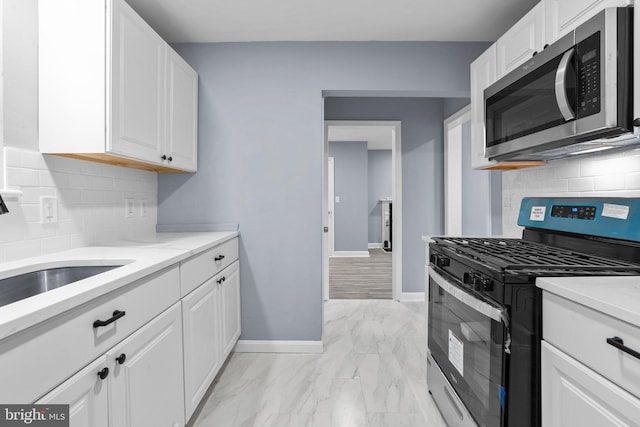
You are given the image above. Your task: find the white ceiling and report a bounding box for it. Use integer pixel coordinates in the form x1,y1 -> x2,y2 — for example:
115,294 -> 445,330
328,126 -> 393,150
126,0 -> 539,43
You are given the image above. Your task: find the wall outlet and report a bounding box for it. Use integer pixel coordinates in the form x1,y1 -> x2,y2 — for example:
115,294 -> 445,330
40,196 -> 58,224
335,196 -> 340,203
140,199 -> 149,217
125,198 -> 136,218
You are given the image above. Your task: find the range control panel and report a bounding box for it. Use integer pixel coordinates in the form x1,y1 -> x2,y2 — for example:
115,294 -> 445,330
518,197 -> 640,243
551,205 -> 597,220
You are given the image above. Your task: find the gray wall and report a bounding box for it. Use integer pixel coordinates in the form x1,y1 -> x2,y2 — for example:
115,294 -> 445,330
325,97 -> 450,293
368,150 -> 392,244
328,141 -> 368,252
443,97 -> 470,118
158,41 -> 489,341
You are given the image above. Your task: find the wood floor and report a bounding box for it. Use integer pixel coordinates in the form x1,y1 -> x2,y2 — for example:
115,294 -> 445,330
329,249 -> 392,299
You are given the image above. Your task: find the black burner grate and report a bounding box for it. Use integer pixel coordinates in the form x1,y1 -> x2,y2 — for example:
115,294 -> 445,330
432,237 -> 640,274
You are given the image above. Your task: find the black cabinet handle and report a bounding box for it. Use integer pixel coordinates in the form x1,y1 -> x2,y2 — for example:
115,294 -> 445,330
161,155 -> 167,160
532,51 -> 538,57
97,367 -> 109,380
543,43 -> 549,49
216,276 -> 226,284
167,156 -> 173,162
607,336 -> 640,360
214,255 -> 225,262
116,353 -> 127,365
93,310 -> 126,328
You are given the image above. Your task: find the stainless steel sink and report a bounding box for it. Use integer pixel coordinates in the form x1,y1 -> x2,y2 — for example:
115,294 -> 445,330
0,265 -> 123,307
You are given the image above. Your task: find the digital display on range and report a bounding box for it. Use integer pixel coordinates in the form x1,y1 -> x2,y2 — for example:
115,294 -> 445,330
551,205 -> 597,220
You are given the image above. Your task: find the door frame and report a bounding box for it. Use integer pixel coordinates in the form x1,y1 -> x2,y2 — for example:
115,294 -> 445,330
322,120 -> 402,301
327,156 -> 335,257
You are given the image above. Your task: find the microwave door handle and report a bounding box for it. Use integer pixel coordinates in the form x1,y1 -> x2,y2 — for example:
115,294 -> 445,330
555,48 -> 576,121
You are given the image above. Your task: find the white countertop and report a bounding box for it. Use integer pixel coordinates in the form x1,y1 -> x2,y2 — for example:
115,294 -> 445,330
537,276 -> 640,328
0,232 -> 238,340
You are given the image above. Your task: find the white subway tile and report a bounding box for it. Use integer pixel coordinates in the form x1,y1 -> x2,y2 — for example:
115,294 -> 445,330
594,174 -> 625,191
568,177 -> 594,192
625,172 -> 640,189
554,160 -> 581,179
4,240 -> 42,262
81,189 -> 104,204
21,204 -> 41,223
57,188 -> 83,205
41,235 -> 72,255
38,170 -> 55,187
21,187 -> 55,204
21,151 -> 47,170
7,167 -> 39,187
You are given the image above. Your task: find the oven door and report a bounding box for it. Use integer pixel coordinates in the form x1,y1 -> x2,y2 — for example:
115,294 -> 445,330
428,267 -> 507,427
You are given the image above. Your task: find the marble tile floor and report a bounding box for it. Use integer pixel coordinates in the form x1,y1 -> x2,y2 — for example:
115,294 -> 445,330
190,300 -> 447,427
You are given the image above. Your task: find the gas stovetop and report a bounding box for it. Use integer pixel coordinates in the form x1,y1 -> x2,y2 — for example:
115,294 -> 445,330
431,237 -> 640,277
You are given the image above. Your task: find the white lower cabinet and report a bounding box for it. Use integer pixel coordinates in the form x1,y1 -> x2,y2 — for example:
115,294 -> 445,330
108,303 -> 185,427
542,341 -> 640,427
38,303 -> 185,427
182,277 -> 222,420
37,356 -> 110,427
221,261 -> 241,358
182,259 -> 241,422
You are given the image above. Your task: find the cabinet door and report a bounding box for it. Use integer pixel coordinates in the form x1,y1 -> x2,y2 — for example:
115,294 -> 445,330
221,261 -> 241,359
109,0 -> 165,164
470,44 -> 498,170
544,0 -> 632,44
37,356 -> 109,427
497,2 -> 545,79
542,341 -> 640,427
166,47 -> 198,172
108,303 -> 185,427
182,279 -> 221,422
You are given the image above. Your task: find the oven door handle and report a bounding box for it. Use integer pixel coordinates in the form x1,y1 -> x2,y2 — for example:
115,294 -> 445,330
429,268 -> 502,322
555,48 -> 576,121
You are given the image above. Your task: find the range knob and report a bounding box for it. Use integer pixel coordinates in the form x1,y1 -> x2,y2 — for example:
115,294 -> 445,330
476,276 -> 494,292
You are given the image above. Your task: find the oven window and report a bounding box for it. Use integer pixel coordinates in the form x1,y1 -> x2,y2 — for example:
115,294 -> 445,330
486,50 -> 576,147
428,274 -> 505,427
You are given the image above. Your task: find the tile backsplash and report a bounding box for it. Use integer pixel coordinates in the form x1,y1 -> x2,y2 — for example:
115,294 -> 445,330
0,147 -> 157,263
502,147 -> 640,236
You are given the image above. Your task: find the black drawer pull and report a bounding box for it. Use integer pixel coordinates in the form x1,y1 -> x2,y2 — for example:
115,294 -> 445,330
214,255 -> 225,262
116,353 -> 127,365
606,336 -> 640,360
93,310 -> 126,328
97,367 -> 109,380
216,276 -> 226,284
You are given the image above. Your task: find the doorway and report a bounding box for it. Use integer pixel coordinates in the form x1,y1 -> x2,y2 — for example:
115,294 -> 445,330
322,120 -> 402,301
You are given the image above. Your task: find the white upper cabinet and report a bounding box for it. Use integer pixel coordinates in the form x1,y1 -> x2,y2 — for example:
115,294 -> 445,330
497,2 -> 546,79
38,0 -> 198,172
165,47 -> 199,172
544,0 -> 633,44
109,0 -> 165,163
470,44 -> 498,170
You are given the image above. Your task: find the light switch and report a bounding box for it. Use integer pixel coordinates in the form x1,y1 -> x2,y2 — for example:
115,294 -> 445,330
40,196 -> 58,224
125,198 -> 136,218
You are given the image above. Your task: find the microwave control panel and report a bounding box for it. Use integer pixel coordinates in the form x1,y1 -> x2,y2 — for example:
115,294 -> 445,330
576,31 -> 601,118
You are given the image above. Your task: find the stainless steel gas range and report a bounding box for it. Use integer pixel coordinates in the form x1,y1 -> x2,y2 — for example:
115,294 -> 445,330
426,197 -> 640,427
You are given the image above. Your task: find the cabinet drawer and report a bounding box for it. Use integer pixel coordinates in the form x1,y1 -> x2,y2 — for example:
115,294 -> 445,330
543,292 -> 640,399
0,266 -> 180,404
180,237 -> 239,296
542,341 -> 640,427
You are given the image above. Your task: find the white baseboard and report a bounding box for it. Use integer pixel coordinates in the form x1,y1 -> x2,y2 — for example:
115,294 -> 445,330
234,340 -> 324,354
368,243 -> 383,249
331,251 -> 370,258
400,292 -> 425,302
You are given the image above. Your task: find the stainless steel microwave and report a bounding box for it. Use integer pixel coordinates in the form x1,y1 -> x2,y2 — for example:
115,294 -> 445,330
484,7 -> 635,162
